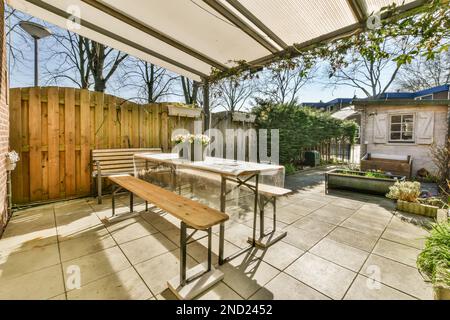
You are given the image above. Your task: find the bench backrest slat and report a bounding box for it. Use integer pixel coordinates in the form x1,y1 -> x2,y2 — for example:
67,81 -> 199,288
92,148 -> 162,175
109,175 -> 228,230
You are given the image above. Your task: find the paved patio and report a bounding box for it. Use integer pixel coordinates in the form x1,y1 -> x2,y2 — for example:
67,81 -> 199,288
0,168 -> 433,300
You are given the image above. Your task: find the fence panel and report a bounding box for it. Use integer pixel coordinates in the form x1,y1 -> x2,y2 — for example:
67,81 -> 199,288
9,87 -> 202,204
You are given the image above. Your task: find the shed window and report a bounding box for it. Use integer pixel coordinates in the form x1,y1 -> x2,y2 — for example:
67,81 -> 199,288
389,114 -> 414,143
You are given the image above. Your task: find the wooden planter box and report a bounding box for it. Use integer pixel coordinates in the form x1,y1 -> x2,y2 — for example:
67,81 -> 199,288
326,169 -> 405,195
434,285 -> 450,300
396,200 -> 439,218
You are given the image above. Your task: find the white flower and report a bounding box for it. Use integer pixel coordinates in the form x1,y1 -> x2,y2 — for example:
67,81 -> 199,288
6,151 -> 20,163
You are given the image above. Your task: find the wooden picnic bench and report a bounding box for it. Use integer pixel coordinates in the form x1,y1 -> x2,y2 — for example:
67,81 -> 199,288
92,148 -> 161,204
108,174 -> 229,300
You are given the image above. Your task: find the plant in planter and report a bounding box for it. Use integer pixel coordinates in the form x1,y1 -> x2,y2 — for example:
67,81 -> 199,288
326,169 -> 405,195
417,222 -> 450,300
387,181 -> 439,217
5,150 -> 20,171
172,134 -> 210,161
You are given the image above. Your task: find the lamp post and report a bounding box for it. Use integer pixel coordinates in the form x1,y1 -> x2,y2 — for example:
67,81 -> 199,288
19,21 -> 52,87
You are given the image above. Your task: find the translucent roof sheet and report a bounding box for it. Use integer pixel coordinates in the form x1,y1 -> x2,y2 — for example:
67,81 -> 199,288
7,0 -> 426,81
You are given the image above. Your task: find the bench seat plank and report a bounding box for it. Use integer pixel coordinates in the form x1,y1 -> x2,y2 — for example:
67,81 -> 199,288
109,175 -> 229,230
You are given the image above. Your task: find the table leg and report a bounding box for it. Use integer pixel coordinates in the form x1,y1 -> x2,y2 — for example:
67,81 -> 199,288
219,176 -> 226,265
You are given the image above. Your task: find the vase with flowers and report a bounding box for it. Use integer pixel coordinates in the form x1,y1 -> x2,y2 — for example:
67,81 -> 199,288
172,134 -> 210,161
5,150 -> 20,171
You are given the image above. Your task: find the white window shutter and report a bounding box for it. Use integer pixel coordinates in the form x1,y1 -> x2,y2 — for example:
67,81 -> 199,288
373,114 -> 387,143
416,112 -> 434,144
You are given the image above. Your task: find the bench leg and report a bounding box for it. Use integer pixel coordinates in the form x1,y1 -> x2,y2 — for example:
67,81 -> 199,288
180,221 -> 187,286
145,201 -> 148,212
130,192 -> 134,213
259,196 -> 265,239
112,185 -> 115,216
207,227 -> 212,272
97,175 -> 102,204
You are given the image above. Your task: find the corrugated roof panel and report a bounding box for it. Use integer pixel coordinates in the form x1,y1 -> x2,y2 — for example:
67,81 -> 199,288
45,0 -> 213,75
9,0 -> 204,80
101,0 -> 272,67
236,0 -> 358,46
363,0 -> 417,15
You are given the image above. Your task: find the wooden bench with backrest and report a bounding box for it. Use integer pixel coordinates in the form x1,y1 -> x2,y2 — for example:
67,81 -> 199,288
92,148 -> 162,203
361,153 -> 413,178
108,174 -> 229,300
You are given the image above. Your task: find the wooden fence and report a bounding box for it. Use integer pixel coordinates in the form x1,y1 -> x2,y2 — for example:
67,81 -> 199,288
9,87 -> 202,204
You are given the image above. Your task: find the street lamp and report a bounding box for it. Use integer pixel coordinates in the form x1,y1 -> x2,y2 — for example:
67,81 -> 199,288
19,21 -> 52,87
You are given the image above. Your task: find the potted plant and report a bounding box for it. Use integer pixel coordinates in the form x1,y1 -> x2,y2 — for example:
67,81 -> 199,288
387,181 -> 439,218
172,134 -> 210,162
417,222 -> 450,300
5,150 -> 20,171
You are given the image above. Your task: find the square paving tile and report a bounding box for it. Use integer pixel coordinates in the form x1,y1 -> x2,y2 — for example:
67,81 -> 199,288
344,275 -> 415,300
119,233 -> 177,265
59,227 -> 116,262
282,225 -> 324,251
0,243 -> 60,280
327,227 -> 379,252
308,204 -> 355,225
0,264 -> 65,300
361,254 -> 433,300
381,218 -> 428,250
373,239 -> 421,268
219,256 -> 280,299
250,272 -> 329,300
67,267 -> 152,300
310,238 -> 368,272
329,198 -> 364,210
285,252 -> 356,299
106,216 -> 158,244
62,246 -> 131,288
254,241 -> 304,271
291,216 -> 335,236
134,249 -> 197,295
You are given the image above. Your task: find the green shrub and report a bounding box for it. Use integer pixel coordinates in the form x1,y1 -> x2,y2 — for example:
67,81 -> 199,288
417,222 -> 450,286
284,163 -> 297,175
386,181 -> 421,202
253,102 -> 358,165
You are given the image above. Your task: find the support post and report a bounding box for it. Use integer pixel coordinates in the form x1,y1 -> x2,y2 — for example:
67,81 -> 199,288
203,79 -> 210,131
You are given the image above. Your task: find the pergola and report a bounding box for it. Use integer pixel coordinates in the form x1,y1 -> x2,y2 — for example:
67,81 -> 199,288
8,0 -> 428,122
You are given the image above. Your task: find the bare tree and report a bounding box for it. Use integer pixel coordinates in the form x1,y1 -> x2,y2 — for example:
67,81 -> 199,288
5,7 -> 34,69
211,77 -> 254,112
258,59 -> 315,105
43,32 -> 91,88
396,50 -> 450,91
118,57 -> 178,103
180,76 -> 200,104
84,39 -> 128,92
328,36 -> 415,98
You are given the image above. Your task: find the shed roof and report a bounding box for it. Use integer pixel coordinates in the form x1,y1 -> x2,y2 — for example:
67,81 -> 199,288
8,0 -> 428,81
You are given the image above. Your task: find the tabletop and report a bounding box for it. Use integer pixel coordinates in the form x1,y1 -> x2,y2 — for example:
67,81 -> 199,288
134,153 -> 284,177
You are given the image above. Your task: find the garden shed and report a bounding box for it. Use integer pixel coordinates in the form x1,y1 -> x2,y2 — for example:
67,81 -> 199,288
355,99 -> 450,177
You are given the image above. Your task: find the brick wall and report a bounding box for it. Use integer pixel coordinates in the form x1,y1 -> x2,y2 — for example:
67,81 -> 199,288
0,0 -> 9,236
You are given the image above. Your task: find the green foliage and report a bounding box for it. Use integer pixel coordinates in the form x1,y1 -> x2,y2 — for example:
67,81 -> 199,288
386,181 -> 421,202
417,222 -> 450,286
284,163 -> 297,175
253,102 -> 358,164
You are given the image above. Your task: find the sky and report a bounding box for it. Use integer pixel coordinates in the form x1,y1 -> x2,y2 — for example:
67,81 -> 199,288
7,7 -> 394,111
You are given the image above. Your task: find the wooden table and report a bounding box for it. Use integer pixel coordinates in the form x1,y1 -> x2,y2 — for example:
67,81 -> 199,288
134,153 -> 285,264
